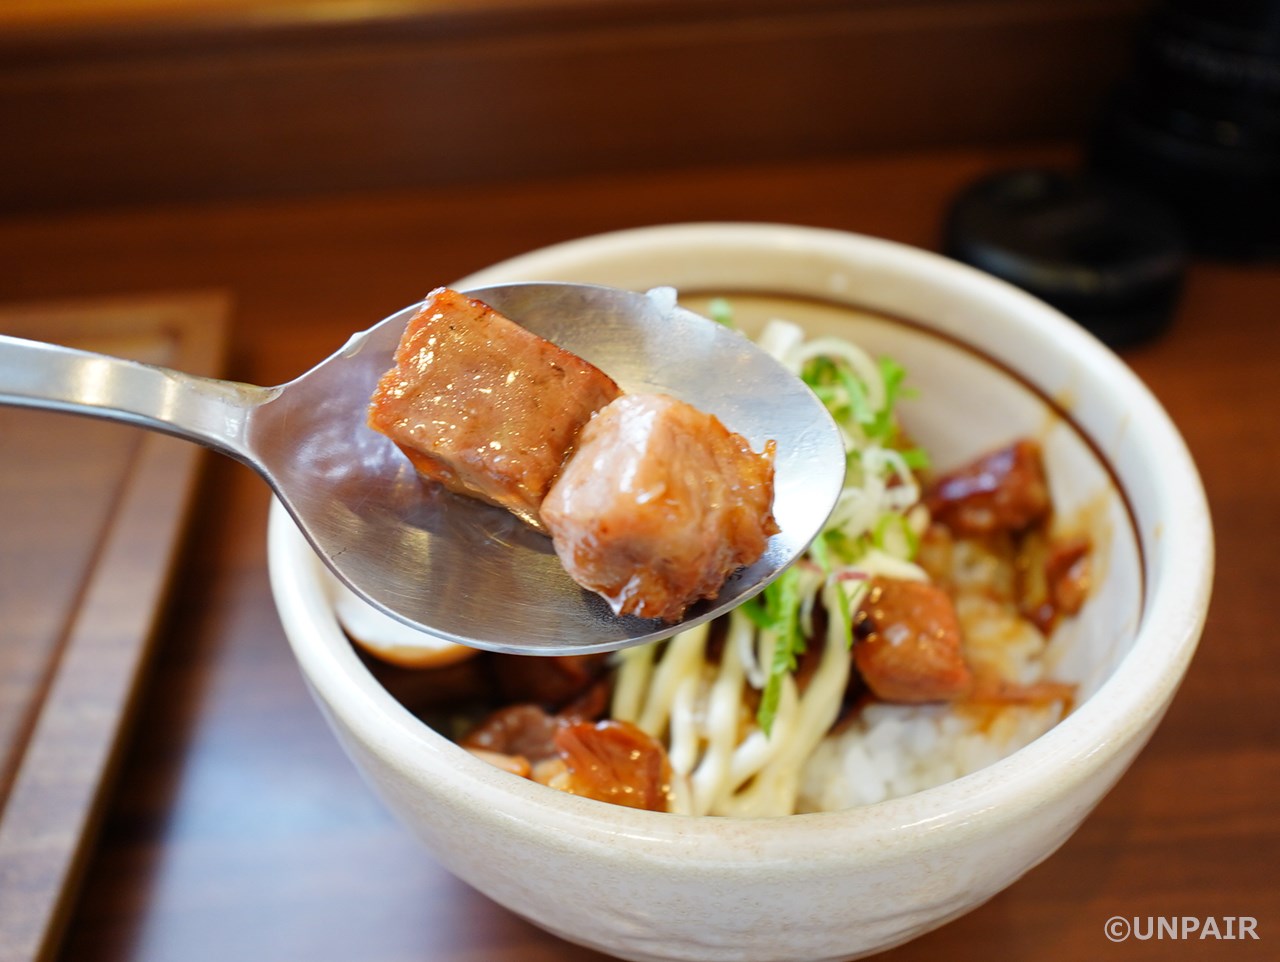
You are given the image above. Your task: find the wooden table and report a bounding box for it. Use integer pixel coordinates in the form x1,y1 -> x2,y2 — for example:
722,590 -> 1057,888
1,145 -> 1276,961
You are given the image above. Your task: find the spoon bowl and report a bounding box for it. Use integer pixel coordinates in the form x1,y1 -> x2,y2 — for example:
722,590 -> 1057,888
0,282 -> 844,654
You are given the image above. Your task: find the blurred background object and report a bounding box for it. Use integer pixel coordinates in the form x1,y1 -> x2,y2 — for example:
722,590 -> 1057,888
944,0 -> 1280,346
943,168 -> 1187,347
0,0 -> 1151,215
1089,0 -> 1280,258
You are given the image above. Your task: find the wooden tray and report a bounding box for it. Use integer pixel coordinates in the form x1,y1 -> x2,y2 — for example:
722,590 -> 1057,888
0,292 -> 229,962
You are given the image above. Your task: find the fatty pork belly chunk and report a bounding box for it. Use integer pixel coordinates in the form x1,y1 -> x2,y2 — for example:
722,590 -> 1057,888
368,287 -> 620,530
852,577 -> 972,703
541,393 -> 779,623
924,439 -> 1051,537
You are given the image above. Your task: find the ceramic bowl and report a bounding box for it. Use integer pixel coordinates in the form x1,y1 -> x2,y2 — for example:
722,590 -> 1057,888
268,223 -> 1212,962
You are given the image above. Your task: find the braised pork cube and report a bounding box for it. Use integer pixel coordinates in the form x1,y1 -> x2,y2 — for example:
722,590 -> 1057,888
368,287 -> 620,530
540,393 -> 778,622
461,710 -> 673,812
544,720 -> 673,812
924,439 -> 1051,537
852,577 -> 972,703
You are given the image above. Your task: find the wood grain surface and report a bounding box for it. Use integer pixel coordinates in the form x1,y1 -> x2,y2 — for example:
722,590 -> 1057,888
0,0 -> 1148,214
0,144 -> 1274,961
0,295 -> 228,962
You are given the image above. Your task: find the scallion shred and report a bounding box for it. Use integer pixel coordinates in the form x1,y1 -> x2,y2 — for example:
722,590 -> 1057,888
748,312 -> 928,737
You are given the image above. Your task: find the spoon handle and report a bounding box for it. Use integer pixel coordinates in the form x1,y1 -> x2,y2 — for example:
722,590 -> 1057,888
0,334 -> 275,462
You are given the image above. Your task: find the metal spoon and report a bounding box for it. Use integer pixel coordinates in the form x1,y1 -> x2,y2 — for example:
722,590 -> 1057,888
0,282 -> 843,654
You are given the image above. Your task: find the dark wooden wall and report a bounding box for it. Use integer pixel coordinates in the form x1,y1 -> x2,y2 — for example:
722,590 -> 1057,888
0,0 -> 1151,214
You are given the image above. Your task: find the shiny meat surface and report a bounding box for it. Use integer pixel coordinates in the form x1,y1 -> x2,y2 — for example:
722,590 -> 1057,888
540,393 -> 779,622
460,708 -> 672,811
1020,533 -> 1092,634
852,577 -> 973,703
368,287 -> 620,530
924,439 -> 1051,536
461,704 -> 562,762
547,720 -> 673,811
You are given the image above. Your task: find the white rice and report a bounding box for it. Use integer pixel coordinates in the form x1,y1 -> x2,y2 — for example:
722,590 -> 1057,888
797,699 -> 1063,812
796,554 -> 1069,813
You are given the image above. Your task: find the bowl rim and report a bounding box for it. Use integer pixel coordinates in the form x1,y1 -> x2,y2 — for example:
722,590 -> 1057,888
270,221 -> 1213,860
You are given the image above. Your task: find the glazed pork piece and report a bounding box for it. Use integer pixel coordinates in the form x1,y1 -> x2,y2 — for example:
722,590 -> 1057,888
920,439 -> 1091,634
370,289 -> 778,621
462,707 -> 673,812
923,438 -> 1050,536
540,393 -> 779,622
852,577 -> 973,703
368,287 -> 620,531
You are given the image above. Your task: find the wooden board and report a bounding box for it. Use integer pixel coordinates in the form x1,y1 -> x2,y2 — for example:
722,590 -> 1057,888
0,292 -> 229,962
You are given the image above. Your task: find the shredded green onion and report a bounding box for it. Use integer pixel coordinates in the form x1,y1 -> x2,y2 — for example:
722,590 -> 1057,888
742,566 -> 806,735
873,512 -> 919,560
750,319 -> 927,735
707,297 -> 735,328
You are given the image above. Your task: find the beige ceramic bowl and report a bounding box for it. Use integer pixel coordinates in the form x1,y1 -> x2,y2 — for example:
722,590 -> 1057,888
268,223 -> 1213,962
